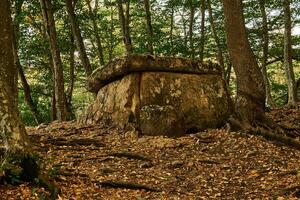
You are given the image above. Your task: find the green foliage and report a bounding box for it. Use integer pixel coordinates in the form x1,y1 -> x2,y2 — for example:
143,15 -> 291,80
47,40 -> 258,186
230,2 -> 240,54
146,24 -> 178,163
13,0 -> 300,125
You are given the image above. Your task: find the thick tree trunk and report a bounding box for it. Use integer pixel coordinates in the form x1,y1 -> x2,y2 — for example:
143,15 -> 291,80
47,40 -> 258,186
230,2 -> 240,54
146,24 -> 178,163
259,0 -> 276,108
222,0 -> 266,124
40,0 -> 69,121
207,0 -> 225,73
65,0 -> 92,76
85,0 -> 105,66
143,0 -> 154,55
0,0 -> 39,182
188,0 -> 195,60
117,0 -> 133,55
199,0 -> 205,62
283,0 -> 297,106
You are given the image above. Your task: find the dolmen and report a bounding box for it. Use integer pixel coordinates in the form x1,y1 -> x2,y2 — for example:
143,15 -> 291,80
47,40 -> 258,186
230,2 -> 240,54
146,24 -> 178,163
80,55 -> 231,137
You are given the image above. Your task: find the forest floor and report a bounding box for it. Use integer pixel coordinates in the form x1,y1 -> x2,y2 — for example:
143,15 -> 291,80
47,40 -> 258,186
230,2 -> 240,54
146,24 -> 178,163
1,108 -> 300,199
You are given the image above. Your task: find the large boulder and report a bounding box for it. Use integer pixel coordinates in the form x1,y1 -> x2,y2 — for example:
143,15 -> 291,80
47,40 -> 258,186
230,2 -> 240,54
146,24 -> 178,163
79,55 -> 231,136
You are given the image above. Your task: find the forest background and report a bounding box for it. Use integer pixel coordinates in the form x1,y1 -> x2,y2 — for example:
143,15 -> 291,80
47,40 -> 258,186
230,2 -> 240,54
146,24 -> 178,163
13,0 -> 300,126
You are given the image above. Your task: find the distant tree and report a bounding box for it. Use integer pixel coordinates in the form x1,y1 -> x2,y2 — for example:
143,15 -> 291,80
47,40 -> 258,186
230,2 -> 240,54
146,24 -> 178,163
259,0 -> 277,108
117,0 -> 133,55
85,0 -> 105,65
12,0 -> 42,124
65,0 -> 93,76
207,0 -> 225,73
188,0 -> 195,59
143,0 -> 154,55
40,0 -> 70,121
283,0 -> 297,106
199,0 -> 205,62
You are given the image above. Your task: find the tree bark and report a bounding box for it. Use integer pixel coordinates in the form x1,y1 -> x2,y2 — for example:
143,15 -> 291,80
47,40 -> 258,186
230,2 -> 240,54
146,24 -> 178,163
283,0 -> 297,105
188,0 -> 195,60
143,0 -> 154,55
207,0 -> 225,73
40,0 -> 70,121
85,0 -> 105,66
259,0 -> 276,108
199,0 -> 205,62
117,0 -> 133,55
0,0 -> 39,182
65,0 -> 93,76
222,0 -> 266,124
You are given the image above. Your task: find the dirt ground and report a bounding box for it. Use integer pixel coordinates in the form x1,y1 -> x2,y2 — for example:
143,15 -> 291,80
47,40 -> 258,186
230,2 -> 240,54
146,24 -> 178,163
0,108 -> 300,199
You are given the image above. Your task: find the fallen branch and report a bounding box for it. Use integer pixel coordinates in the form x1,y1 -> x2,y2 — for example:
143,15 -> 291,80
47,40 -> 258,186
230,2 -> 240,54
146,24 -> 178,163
281,185 -> 300,196
97,180 -> 161,192
108,152 -> 152,162
198,159 -> 221,164
278,169 -> 299,177
46,138 -> 104,147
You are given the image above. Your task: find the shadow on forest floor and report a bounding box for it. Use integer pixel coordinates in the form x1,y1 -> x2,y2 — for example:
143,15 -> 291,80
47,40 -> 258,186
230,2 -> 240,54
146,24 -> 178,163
0,108 -> 300,199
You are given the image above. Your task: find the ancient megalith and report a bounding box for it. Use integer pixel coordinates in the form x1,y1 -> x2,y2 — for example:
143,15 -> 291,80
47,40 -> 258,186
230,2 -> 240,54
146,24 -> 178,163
80,55 -> 231,136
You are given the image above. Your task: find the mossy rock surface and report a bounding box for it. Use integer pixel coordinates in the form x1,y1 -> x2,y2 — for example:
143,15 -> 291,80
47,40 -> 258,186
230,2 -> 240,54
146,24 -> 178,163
81,55 -> 231,136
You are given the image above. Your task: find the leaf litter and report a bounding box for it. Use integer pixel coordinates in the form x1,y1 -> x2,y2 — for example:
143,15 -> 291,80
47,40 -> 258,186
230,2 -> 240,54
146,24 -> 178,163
0,108 -> 300,199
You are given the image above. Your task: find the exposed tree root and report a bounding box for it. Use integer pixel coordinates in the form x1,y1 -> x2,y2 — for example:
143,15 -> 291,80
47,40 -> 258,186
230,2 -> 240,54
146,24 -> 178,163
108,151 -> 152,162
96,180 -> 161,192
229,117 -> 300,151
46,137 -> 104,147
0,154 -> 59,200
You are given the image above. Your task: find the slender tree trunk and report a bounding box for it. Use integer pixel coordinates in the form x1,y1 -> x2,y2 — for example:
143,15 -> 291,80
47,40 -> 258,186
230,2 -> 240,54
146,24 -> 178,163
170,6 -> 174,56
143,0 -> 154,55
0,0 -> 39,182
188,0 -> 195,60
283,0 -> 297,105
207,0 -> 225,73
66,33 -> 75,119
180,9 -> 188,50
11,1 -> 42,124
117,0 -> 133,55
199,0 -> 205,62
223,0 -> 266,124
86,0 -> 105,66
27,13 -> 57,121
259,0 -> 276,108
109,1 -> 114,61
65,0 -> 92,76
40,0 -> 69,121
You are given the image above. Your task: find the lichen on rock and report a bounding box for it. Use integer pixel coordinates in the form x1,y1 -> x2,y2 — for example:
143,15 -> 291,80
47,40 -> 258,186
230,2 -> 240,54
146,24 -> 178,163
80,55 -> 231,136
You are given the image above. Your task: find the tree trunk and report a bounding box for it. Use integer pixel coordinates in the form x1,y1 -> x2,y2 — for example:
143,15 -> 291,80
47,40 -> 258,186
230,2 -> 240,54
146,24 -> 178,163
259,0 -> 276,108
199,0 -> 205,62
170,6 -> 174,56
109,1 -> 114,61
65,0 -> 93,76
0,0 -> 39,182
207,0 -> 225,73
283,0 -> 297,106
188,0 -> 195,60
11,1 -> 42,124
66,33 -> 75,117
117,0 -> 133,55
143,0 -> 154,55
40,0 -> 69,121
222,0 -> 266,124
85,0 -> 105,66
